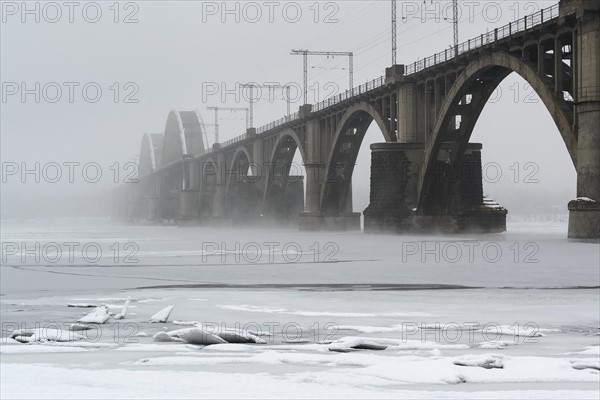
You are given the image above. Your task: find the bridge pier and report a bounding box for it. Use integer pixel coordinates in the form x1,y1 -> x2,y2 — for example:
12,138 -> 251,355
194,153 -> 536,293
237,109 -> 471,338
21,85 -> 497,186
299,117 -> 361,231
212,148 -> 228,223
364,142 -> 507,234
177,157 -> 200,224
146,195 -> 159,222
300,163 -> 361,231
261,175 -> 305,227
568,3 -> 600,239
178,190 -> 199,225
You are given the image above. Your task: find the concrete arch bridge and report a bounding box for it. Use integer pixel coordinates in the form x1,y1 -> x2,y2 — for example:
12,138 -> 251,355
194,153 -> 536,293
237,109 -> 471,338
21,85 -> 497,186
114,0 -> 599,239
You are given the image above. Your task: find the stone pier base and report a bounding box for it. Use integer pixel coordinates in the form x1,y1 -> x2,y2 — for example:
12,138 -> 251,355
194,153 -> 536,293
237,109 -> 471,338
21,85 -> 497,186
363,142 -> 507,234
178,190 -> 200,224
364,209 -> 507,234
568,198 -> 600,240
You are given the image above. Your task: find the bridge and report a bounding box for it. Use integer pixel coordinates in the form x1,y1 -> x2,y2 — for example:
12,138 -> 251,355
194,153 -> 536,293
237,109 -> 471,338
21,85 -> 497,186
114,0 -> 600,239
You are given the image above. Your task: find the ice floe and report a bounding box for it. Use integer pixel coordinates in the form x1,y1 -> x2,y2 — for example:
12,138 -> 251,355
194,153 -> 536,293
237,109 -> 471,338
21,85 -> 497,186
327,336 -> 469,353
453,354 -> 504,369
569,359 -> 600,371
77,306 -> 111,324
148,305 -> 175,323
153,332 -> 178,343
478,340 -> 518,349
114,297 -> 131,320
175,328 -> 227,345
10,328 -> 84,343
68,323 -> 93,332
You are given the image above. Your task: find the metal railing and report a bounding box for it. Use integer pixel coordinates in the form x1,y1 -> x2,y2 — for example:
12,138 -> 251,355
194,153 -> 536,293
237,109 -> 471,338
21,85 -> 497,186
256,111 -> 299,134
313,75 -> 385,112
221,134 -> 246,148
214,3 -> 559,152
405,3 -> 559,75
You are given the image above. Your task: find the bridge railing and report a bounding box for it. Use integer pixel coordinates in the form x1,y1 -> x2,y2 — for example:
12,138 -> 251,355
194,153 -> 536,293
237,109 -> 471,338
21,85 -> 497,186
313,75 -> 385,112
221,134 -> 246,148
256,111 -> 300,134
405,3 -> 559,76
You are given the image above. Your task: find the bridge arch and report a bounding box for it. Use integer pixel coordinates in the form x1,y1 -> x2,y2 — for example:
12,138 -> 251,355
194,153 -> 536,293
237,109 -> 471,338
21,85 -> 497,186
139,133 -> 163,178
160,110 -> 207,169
417,51 -> 577,211
320,102 -> 394,215
161,110 -> 188,169
262,128 -> 307,219
225,145 -> 261,220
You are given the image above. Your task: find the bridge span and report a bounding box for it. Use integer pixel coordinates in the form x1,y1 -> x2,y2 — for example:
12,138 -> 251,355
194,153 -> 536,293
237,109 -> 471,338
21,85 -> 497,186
114,0 -> 599,239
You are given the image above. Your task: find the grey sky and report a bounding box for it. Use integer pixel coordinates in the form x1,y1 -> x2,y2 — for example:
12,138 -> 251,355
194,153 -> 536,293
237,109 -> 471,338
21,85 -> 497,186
0,0 -> 575,218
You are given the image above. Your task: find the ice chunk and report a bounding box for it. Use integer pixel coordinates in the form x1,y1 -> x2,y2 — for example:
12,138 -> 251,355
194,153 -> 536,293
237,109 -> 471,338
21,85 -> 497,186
114,297 -> 131,320
10,329 -> 34,339
329,337 -> 388,352
69,323 -> 93,332
148,305 -> 175,323
12,328 -> 84,343
453,354 -> 504,369
328,336 -> 468,352
78,305 -> 110,324
168,328 -> 227,345
153,332 -> 176,342
215,329 -> 266,344
478,340 -> 517,349
571,359 -> 600,371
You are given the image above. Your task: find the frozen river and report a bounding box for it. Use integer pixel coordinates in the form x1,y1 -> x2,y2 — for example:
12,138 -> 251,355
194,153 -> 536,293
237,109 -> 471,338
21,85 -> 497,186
1,221 -> 598,399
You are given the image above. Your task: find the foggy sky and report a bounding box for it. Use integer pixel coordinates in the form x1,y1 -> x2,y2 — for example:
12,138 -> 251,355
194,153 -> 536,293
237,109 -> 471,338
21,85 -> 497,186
0,0 -> 575,219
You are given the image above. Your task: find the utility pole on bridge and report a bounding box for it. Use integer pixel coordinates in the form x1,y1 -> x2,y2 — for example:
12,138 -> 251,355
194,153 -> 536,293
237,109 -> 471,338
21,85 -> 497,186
291,49 -> 354,105
452,0 -> 459,57
440,0 -> 460,57
392,0 -> 397,65
206,106 -> 250,144
240,83 -> 293,128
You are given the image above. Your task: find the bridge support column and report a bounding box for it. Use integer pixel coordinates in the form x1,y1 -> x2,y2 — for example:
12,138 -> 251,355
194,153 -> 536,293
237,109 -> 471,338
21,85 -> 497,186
251,130 -> 267,193
178,159 -> 200,225
156,172 -> 165,222
568,7 -> 600,239
300,117 -> 323,230
179,190 -> 199,224
147,195 -> 159,222
263,175 -> 305,227
212,148 -> 227,223
363,143 -> 423,232
397,83 -> 419,143
299,119 -> 360,231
